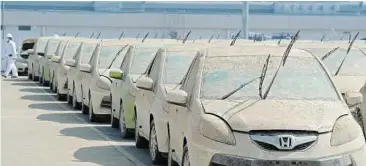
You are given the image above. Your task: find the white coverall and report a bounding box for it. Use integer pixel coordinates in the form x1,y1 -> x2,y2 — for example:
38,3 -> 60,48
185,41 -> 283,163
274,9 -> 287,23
4,39 -> 18,77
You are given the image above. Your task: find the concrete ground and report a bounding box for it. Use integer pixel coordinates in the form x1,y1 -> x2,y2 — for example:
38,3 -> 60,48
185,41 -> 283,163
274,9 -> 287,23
1,77 -> 156,166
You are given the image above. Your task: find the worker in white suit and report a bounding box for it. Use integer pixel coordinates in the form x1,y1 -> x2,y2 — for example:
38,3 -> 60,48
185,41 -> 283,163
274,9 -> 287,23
2,33 -> 18,78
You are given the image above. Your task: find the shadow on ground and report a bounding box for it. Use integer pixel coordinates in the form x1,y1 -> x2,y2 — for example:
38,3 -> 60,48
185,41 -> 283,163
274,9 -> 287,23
11,82 -> 37,87
21,94 -> 57,101
73,145 -> 137,166
29,103 -> 68,111
20,88 -> 53,94
36,113 -> 86,124
60,126 -> 122,141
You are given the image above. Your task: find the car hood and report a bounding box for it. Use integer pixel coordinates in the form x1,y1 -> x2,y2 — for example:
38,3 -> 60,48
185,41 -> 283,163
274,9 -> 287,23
333,76 -> 366,93
202,99 -> 348,133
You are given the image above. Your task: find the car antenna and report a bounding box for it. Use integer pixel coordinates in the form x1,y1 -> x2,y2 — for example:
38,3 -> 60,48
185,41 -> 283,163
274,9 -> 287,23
96,32 -> 101,39
62,32 -> 67,36
135,33 -> 140,39
334,32 -> 359,76
89,32 -> 95,38
208,34 -> 214,43
348,32 -> 352,43
142,32 -> 149,43
321,47 -> 340,61
216,34 -> 220,39
340,33 -> 344,40
74,32 -> 79,37
261,30 -> 300,99
182,31 -> 192,44
154,33 -> 159,38
320,34 -> 326,42
118,31 -> 125,40
230,30 -> 241,46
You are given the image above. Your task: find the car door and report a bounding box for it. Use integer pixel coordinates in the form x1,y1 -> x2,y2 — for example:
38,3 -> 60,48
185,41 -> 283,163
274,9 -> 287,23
169,55 -> 200,162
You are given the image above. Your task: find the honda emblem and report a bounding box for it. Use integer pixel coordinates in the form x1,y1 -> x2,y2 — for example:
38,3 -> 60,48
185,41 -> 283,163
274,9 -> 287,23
278,135 -> 294,150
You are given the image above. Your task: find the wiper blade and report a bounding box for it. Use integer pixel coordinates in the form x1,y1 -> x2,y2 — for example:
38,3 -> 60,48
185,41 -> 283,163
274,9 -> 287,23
221,77 -> 260,100
261,30 -> 300,99
334,32 -> 359,76
259,54 -> 271,99
321,47 -> 340,61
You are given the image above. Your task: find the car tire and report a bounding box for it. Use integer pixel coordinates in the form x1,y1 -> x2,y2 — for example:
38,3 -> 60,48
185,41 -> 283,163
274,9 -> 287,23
167,134 -> 179,166
135,111 -> 148,148
82,102 -> 89,115
57,92 -> 66,101
119,103 -> 132,138
149,120 -> 165,164
89,99 -> 97,122
72,87 -> 81,110
28,73 -> 32,80
67,94 -> 73,105
181,144 -> 190,166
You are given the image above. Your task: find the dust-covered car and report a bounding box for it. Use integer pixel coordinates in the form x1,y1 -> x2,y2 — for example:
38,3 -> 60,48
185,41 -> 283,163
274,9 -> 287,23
300,43 -> 366,135
65,39 -> 99,109
16,38 -> 36,75
164,44 -> 366,165
28,37 -> 51,81
80,39 -> 131,122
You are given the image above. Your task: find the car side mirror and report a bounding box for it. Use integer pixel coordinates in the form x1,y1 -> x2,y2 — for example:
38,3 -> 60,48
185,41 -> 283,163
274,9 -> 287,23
136,77 -> 154,90
109,69 -> 123,80
47,54 -> 55,59
344,91 -> 363,106
80,64 -> 91,73
27,49 -> 35,54
65,59 -> 76,67
166,90 -> 188,106
51,56 -> 61,63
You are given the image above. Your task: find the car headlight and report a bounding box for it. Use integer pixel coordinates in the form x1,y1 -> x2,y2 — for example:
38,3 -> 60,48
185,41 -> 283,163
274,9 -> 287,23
199,114 -> 236,145
331,115 -> 363,146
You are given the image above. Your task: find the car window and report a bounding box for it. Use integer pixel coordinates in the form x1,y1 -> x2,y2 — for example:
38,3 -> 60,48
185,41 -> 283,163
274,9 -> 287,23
163,53 -> 196,84
307,48 -> 366,76
36,39 -> 48,53
201,55 -> 339,101
46,40 -> 60,55
63,42 -> 81,59
130,47 -> 160,74
80,44 -> 98,64
98,45 -> 126,69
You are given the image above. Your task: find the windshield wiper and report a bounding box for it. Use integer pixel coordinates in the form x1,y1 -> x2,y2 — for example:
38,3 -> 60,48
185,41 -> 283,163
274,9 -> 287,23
334,32 -> 359,76
221,77 -> 260,100
259,54 -> 271,99
101,45 -> 129,74
321,47 -> 340,61
260,30 -> 300,99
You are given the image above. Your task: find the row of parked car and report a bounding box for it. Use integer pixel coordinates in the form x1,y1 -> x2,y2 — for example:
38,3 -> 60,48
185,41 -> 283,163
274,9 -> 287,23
20,33 -> 366,165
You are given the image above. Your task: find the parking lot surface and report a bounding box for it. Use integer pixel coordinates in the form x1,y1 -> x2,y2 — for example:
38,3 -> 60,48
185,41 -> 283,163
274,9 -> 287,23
1,77 -> 155,166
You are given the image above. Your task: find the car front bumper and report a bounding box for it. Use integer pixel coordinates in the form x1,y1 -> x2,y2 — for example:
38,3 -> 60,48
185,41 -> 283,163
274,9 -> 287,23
188,132 -> 366,166
91,87 -> 111,115
15,61 -> 28,73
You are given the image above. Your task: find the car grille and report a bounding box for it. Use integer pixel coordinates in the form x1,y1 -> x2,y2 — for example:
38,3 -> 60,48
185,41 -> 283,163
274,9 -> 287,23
250,130 -> 318,152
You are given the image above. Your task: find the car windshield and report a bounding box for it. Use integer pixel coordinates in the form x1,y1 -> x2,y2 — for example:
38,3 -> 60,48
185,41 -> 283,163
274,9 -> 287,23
36,39 -> 48,53
130,47 -> 160,74
306,48 -> 366,76
80,44 -> 97,63
201,55 -> 339,101
98,45 -> 126,69
63,42 -> 81,59
46,40 -> 60,55
163,52 -> 196,84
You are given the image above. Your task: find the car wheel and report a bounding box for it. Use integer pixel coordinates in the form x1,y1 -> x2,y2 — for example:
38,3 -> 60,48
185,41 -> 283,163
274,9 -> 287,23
57,92 -> 66,101
28,73 -> 32,80
135,111 -> 148,148
167,134 -> 178,166
119,103 -> 132,138
111,98 -> 119,128
182,144 -> 190,166
89,98 -> 97,122
149,120 -> 165,164
72,87 -> 81,110
67,94 -> 73,105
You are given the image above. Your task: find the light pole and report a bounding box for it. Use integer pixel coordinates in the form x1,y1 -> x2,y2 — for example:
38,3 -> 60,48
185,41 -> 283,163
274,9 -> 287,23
241,1 -> 249,39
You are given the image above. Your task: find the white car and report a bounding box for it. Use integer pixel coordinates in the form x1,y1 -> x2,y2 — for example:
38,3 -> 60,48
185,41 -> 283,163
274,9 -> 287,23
28,37 -> 51,81
16,38 -> 36,75
80,39 -> 131,122
109,41 -> 190,138
49,39 -> 69,92
161,46 -> 366,166
66,39 -> 99,109
55,38 -> 86,100
134,45 -> 207,164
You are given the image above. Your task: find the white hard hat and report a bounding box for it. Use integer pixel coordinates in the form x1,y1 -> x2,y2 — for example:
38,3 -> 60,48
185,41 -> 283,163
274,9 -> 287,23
6,33 -> 13,38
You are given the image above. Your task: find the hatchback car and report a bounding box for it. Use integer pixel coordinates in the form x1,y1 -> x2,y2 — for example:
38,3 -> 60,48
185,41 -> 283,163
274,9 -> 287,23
66,39 -> 99,109
164,46 -> 366,166
16,38 -> 36,75
28,37 -> 52,81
